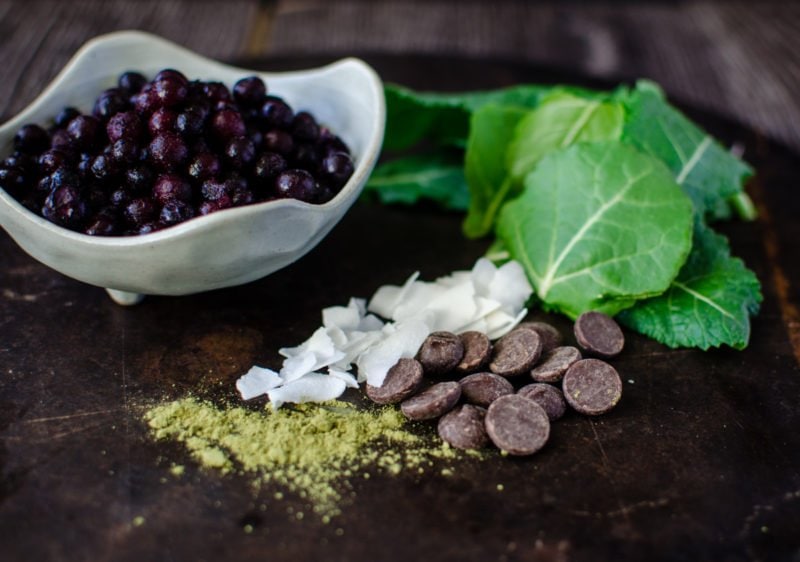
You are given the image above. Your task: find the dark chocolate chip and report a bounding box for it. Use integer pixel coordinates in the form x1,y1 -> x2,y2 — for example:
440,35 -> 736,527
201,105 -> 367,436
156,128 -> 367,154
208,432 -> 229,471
485,395 -> 550,456
454,331 -> 492,375
530,346 -> 582,383
562,358 -> 622,416
489,328 -> 543,377
417,331 -> 465,376
459,372 -> 514,407
517,321 -> 563,352
400,381 -> 461,421
574,311 -> 624,358
365,358 -> 424,405
518,383 -> 567,421
437,404 -> 489,450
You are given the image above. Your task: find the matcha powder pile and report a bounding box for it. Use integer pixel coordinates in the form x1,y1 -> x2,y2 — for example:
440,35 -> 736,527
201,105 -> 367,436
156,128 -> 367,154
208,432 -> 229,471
145,398 -> 478,520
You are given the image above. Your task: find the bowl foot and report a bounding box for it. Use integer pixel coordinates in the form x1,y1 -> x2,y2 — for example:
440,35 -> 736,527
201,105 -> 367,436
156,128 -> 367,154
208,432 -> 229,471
106,289 -> 145,306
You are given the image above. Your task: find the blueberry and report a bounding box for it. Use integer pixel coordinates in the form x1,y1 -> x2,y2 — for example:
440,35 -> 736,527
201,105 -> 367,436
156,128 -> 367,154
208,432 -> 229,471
106,110 -> 143,142
148,107 -> 178,136
291,111 -> 320,142
149,133 -> 189,170
201,81 -> 232,103
159,200 -> 195,226
109,189 -> 131,209
124,166 -> 153,194
43,185 -> 89,230
152,78 -> 188,109
210,109 -> 246,142
123,197 -> 157,227
14,124 -> 50,155
200,178 -> 229,201
274,169 -> 318,202
263,129 -> 294,156
84,210 -> 120,236
118,71 -> 148,95
50,167 -> 80,190
319,151 -> 354,188
90,154 -> 119,181
197,195 -> 232,216
187,152 -> 221,182
53,107 -> 81,129
110,138 -> 140,165
50,129 -> 72,150
291,142 -> 320,170
154,68 -> 188,86
260,96 -> 294,129
38,149 -> 73,175
153,173 -> 192,204
252,151 -> 287,181
224,136 -> 256,169
66,116 -> 102,150
175,105 -> 207,137
93,89 -> 130,121
233,76 -> 267,107
0,166 -> 27,195
133,85 -> 158,114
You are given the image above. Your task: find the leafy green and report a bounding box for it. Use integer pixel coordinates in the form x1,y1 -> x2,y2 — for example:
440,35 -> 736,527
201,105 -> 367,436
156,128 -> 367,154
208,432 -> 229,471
621,80 -> 753,220
463,105 -> 529,238
383,83 -> 552,151
363,152 -> 469,211
618,220 -> 762,349
507,92 -> 625,182
497,142 -> 694,318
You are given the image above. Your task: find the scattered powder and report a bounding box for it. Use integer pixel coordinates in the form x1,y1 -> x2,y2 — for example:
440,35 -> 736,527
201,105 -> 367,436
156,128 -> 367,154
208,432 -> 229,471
145,397 -> 483,519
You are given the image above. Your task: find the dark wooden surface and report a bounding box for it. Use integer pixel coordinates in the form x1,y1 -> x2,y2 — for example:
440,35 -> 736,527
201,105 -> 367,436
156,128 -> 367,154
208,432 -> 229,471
2,3 -> 800,561
1,53 -> 800,561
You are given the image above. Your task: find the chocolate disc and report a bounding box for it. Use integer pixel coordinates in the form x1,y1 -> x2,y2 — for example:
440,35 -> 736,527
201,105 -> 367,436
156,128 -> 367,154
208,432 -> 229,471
574,311 -> 624,358
454,331 -> 492,375
417,331 -> 465,376
485,395 -> 550,456
518,383 -> 567,421
437,404 -> 489,450
400,381 -> 461,421
516,321 -> 563,352
489,328 -> 543,377
459,372 -> 514,407
366,358 -> 425,405
530,346 -> 582,383
562,358 -> 622,415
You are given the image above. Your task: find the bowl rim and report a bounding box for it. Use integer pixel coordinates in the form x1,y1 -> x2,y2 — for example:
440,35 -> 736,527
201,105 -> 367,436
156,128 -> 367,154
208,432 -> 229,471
0,30 -> 385,248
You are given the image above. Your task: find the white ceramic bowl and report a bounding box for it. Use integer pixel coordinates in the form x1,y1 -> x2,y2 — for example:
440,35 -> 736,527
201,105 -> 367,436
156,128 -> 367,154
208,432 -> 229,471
0,31 -> 385,304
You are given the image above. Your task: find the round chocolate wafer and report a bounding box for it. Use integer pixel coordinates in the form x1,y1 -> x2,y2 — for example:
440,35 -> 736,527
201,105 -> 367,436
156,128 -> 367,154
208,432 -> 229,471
417,331 -> 465,376
530,346 -> 582,383
366,358 -> 425,405
517,321 -> 563,352
485,395 -> 550,456
400,381 -> 461,421
459,372 -> 514,407
574,311 -> 624,358
518,383 -> 567,421
562,358 -> 622,415
489,328 -> 543,377
454,331 -> 492,375
437,404 -> 489,450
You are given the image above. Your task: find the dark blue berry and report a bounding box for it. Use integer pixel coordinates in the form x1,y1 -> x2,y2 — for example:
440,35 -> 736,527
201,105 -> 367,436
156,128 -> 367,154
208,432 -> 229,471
14,124 -> 50,154
260,97 -> 294,129
224,136 -> 256,169
274,169 -> 317,202
149,133 -> 189,170
187,152 -> 221,182
118,71 -> 147,94
106,111 -> 143,142
263,129 -> 293,156
159,200 -> 195,226
233,76 -> 267,107
319,151 -> 354,189
93,89 -> 130,121
54,107 -> 81,129
291,111 -> 320,142
211,109 -> 246,142
66,116 -> 101,150
153,174 -> 192,204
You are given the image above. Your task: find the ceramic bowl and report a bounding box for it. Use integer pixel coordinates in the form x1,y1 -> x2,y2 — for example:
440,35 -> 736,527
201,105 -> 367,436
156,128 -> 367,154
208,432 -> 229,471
0,31 -> 385,305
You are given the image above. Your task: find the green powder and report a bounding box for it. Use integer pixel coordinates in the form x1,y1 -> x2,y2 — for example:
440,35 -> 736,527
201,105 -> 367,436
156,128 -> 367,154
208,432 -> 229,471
145,398 -> 480,519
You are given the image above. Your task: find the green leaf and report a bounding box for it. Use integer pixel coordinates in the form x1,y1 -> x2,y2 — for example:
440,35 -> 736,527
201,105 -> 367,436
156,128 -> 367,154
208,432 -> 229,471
621,80 -> 754,220
462,105 -> 529,238
618,220 -> 762,349
507,92 -> 625,182
497,142 -> 694,318
383,83 -> 551,151
364,153 -> 469,211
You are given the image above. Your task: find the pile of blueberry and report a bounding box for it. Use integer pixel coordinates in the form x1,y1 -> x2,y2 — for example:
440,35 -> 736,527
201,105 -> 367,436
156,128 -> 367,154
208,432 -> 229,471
0,69 -> 354,236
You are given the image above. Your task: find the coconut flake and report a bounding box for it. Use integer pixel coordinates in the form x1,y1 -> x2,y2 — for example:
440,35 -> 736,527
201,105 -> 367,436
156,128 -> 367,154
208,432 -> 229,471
267,373 -> 347,410
367,271 -> 419,318
236,366 -> 282,400
356,316 -> 431,387
328,368 -> 359,388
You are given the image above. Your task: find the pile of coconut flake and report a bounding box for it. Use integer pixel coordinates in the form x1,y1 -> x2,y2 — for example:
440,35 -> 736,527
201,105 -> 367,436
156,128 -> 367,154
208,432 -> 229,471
236,257 -> 533,408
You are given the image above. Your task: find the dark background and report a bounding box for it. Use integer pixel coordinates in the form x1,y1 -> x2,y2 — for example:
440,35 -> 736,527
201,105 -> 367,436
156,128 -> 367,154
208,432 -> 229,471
1,1 -> 799,151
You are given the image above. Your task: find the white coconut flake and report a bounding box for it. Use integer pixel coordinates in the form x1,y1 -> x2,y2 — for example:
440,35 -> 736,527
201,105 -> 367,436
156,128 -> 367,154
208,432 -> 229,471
328,368 -> 359,388
267,374 -> 347,410
236,366 -> 282,400
490,260 -> 533,312
367,271 -> 419,318
356,316 -> 431,387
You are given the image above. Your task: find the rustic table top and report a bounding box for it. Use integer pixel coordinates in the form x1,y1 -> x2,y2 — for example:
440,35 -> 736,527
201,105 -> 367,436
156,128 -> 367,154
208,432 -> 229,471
2,3 -> 800,562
